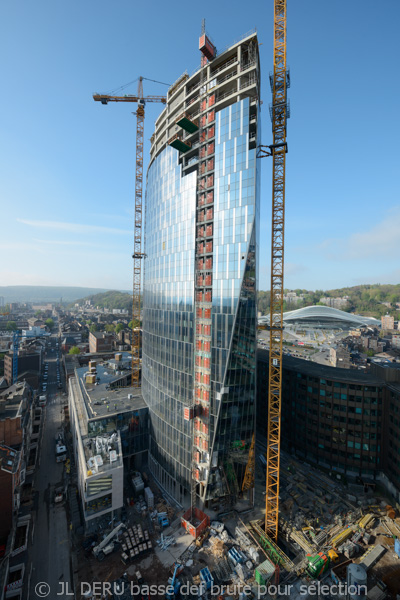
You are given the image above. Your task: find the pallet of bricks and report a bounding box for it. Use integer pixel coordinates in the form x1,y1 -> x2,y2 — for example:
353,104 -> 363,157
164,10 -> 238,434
121,524 -> 152,564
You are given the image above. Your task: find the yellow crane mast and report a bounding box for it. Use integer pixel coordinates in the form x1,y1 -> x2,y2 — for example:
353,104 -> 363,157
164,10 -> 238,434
241,433 -> 255,493
93,78 -> 166,386
265,0 -> 289,540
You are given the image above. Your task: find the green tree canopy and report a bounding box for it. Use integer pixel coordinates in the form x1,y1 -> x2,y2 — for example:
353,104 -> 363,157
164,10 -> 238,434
45,318 -> 54,330
89,324 -> 98,333
69,346 -> 80,355
6,321 -> 17,331
128,319 -> 140,329
115,323 -> 124,334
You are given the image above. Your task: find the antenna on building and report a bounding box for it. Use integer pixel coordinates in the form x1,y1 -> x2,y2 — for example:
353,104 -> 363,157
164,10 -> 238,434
201,18 -> 205,35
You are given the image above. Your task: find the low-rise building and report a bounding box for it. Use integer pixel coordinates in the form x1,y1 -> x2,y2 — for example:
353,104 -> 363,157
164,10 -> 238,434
21,326 -> 48,338
69,377 -> 123,531
0,444 -> 23,544
4,350 -> 42,386
320,296 -> 349,309
89,331 -> 114,353
381,314 -> 395,330
0,382 -> 32,545
392,335 -> 400,350
330,346 -> 351,368
68,355 -> 149,530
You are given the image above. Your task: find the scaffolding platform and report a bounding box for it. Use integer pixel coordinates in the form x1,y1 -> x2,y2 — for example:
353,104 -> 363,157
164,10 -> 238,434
168,133 -> 192,153
176,113 -> 199,134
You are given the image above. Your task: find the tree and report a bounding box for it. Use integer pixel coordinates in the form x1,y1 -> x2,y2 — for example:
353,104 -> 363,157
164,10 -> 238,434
6,321 -> 17,331
128,320 -> 140,329
35,310 -> 42,318
89,324 -> 98,333
367,349 -> 375,357
105,324 -> 115,333
115,323 -> 124,334
45,318 -> 54,330
69,346 -> 80,355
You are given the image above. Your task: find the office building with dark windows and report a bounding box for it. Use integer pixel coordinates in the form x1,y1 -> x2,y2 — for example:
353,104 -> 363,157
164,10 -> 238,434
142,31 -> 260,507
257,350 -> 400,503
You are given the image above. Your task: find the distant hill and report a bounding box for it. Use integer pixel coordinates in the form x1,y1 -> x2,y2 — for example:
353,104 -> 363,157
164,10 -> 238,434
0,286 -> 130,303
259,283 -> 400,319
72,290 -> 133,311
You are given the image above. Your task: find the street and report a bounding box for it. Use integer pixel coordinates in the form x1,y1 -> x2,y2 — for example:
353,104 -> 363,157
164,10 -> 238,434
29,333 -> 73,599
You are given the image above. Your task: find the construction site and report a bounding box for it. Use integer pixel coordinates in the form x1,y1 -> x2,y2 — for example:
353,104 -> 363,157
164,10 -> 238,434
72,1 -> 400,599
71,446 -> 400,599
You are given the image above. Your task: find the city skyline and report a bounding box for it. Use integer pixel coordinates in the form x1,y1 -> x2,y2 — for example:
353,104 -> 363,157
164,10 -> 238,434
1,0 -> 399,291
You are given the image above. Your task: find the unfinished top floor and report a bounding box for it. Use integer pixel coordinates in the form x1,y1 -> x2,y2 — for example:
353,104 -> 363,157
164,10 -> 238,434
149,31 -> 260,165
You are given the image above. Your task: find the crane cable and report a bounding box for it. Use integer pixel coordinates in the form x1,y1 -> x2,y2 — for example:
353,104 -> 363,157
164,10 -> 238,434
107,76 -> 170,96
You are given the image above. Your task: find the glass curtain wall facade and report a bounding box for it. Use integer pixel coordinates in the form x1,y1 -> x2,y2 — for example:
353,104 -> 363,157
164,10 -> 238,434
142,148 -> 196,504
142,34 -> 260,507
206,99 -> 259,504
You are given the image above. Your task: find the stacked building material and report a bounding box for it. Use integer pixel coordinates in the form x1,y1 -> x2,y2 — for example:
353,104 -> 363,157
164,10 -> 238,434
120,525 -> 152,563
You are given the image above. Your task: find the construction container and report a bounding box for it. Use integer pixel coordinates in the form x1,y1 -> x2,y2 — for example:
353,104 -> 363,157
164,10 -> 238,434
85,374 -> 96,384
181,507 -> 210,539
184,406 -> 194,421
89,360 -> 97,370
360,545 -> 386,571
255,559 -> 275,586
115,353 -> 122,362
199,34 -> 216,60
306,552 -> 331,578
144,487 -> 154,509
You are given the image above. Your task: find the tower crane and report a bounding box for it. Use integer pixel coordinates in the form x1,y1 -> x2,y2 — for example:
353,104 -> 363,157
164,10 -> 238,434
258,0 -> 289,541
93,77 -> 167,386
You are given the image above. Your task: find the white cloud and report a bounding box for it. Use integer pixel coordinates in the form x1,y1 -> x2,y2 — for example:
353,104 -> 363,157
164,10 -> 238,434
304,207 -> 400,262
345,208 -> 400,259
17,219 -> 132,235
0,241 -> 44,252
33,238 -> 98,247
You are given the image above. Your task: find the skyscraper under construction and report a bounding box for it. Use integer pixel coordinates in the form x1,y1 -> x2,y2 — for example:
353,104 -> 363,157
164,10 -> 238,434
142,30 -> 260,508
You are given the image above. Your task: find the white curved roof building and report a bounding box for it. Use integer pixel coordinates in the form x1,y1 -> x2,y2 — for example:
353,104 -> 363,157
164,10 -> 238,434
259,305 -> 381,329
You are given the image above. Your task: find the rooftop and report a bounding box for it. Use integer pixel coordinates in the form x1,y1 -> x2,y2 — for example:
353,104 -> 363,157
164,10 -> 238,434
83,431 -> 122,474
0,381 -> 30,420
258,305 -> 381,329
90,331 -> 113,339
74,354 -> 146,419
258,349 -> 384,385
0,444 -> 20,474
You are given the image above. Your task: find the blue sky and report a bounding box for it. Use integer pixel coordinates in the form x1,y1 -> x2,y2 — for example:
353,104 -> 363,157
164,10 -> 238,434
1,0 -> 399,292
